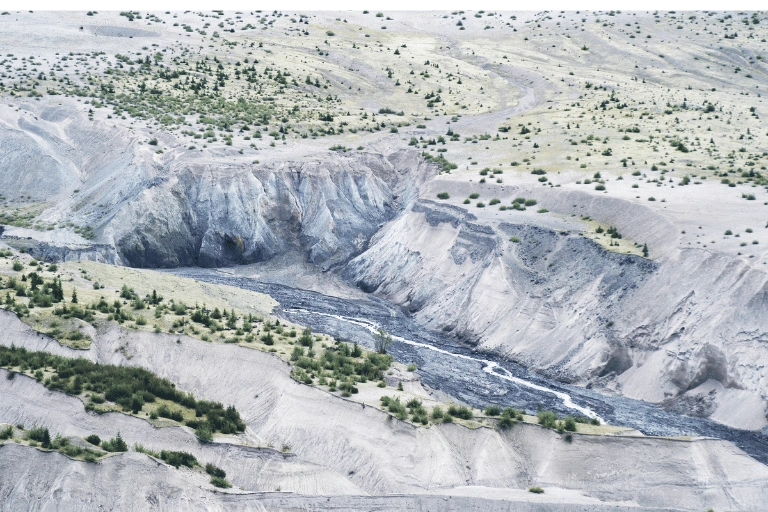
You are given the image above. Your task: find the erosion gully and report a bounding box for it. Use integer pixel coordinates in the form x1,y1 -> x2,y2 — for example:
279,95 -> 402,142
172,269 -> 768,465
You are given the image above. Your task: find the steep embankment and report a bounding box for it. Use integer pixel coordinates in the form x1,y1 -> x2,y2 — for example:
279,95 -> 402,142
344,199 -> 658,377
110,150 -> 428,269
344,198 -> 768,430
0,103 -> 432,269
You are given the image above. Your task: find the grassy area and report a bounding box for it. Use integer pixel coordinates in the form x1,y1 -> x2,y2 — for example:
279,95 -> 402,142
0,248 -> 404,425
0,250 -> 402,397
577,215 -> 648,257
0,252 -> 280,349
0,203 -> 49,230
0,11 -> 516,162
43,51 -> 420,143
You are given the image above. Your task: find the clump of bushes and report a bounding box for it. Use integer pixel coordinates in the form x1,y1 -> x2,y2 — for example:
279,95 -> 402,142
292,340 -> 392,392
537,410 -> 559,429
497,407 -> 524,429
380,395 -> 408,420
537,409 -> 599,432
406,398 -> 429,424
101,433 -> 128,452
0,424 -> 13,440
485,405 -> 502,416
25,426 -> 52,448
206,463 -> 232,487
447,404 -> 473,420
155,404 -> 184,422
160,450 -> 197,468
379,396 -> 430,424
509,197 -> 537,211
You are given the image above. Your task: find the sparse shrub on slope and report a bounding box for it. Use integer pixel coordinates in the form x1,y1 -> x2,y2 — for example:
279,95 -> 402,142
537,410 -> 559,429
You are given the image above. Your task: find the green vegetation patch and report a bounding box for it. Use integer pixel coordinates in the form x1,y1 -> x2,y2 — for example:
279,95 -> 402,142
291,338 -> 393,397
0,345 -> 245,436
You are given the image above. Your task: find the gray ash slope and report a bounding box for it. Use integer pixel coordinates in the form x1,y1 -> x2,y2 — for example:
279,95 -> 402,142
345,198 -> 658,376
112,150 -> 430,269
0,446 -> 685,512
173,268 -> 768,466
337,198 -> 768,432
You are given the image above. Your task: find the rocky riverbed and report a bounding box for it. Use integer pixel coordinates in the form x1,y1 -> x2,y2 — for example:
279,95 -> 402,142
172,269 -> 768,465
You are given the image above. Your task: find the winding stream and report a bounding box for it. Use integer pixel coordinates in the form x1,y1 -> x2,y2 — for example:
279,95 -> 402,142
171,269 -> 768,465
287,307 -> 603,422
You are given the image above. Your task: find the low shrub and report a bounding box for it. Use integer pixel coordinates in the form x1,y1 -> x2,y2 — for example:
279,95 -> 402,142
26,426 -> 51,448
447,404 -> 473,420
498,407 -> 524,430
195,425 -> 213,442
160,450 -> 197,468
537,410 -> 558,429
210,476 -> 232,488
205,463 -> 226,478
0,425 -> 13,440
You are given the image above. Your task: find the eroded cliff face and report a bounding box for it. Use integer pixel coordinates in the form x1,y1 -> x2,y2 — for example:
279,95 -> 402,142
110,151 -> 427,268
344,200 -> 657,376
343,200 -> 768,429
1,104 -> 431,269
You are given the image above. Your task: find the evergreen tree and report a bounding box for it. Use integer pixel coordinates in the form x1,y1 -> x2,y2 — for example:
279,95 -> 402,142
226,310 -> 237,330
71,289 -> 78,304
299,328 -> 313,348
52,278 -> 64,302
120,284 -> 133,299
41,428 -> 51,448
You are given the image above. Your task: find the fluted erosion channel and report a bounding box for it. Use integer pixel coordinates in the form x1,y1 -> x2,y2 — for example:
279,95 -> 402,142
173,269 -> 768,465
